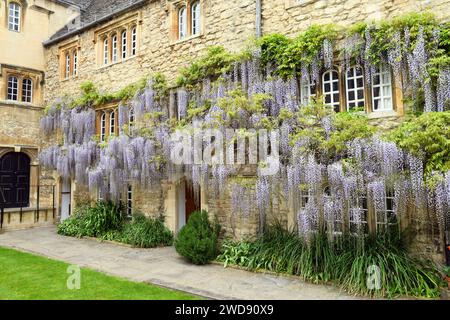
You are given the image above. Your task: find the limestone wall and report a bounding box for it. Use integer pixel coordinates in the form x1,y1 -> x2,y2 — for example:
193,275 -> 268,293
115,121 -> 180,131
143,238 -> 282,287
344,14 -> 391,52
263,0 -> 450,37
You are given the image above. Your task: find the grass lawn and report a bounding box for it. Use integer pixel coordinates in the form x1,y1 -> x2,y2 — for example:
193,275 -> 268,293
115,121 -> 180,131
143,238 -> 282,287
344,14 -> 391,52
0,246 -> 199,300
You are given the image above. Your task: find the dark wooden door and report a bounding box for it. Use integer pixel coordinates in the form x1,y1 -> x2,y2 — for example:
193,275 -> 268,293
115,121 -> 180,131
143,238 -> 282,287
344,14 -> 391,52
0,152 -> 30,208
185,182 -> 200,222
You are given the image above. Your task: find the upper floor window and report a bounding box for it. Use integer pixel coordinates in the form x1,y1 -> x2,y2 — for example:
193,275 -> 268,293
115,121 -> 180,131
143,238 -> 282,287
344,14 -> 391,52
372,64 -> 393,112
60,45 -> 79,79
191,1 -> 201,36
322,69 -> 340,112
345,66 -> 365,111
173,1 -> 202,41
21,78 -> 32,103
73,51 -> 78,76
8,2 -> 21,32
100,112 -> 107,142
65,53 -> 70,78
112,34 -> 118,63
131,26 -> 137,56
121,30 -> 127,59
103,38 -> 109,65
178,6 -> 187,39
7,76 -> 19,101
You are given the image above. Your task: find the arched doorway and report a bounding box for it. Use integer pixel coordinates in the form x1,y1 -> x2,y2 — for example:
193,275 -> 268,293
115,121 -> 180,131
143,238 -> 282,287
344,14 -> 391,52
0,152 -> 30,208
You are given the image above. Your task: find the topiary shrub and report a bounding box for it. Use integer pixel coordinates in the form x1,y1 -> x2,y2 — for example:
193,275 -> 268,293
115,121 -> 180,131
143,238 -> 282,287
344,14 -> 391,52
118,214 -> 173,248
175,210 -> 221,265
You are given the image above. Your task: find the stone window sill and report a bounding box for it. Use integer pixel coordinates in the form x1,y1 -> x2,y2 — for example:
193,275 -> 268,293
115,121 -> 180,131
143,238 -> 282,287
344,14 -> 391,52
367,110 -> 400,119
60,75 -> 78,82
0,99 -> 42,110
170,33 -> 204,46
98,55 -> 137,70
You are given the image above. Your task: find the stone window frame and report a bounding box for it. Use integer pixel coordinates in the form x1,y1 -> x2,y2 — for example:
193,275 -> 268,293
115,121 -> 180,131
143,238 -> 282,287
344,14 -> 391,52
94,12 -> 141,68
169,0 -> 204,44
297,63 -> 403,117
96,103 -> 120,142
58,39 -> 80,80
5,0 -> 27,32
2,66 -> 41,105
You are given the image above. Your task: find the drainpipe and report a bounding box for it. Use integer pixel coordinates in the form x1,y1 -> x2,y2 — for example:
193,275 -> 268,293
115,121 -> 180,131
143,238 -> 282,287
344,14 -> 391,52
256,0 -> 262,38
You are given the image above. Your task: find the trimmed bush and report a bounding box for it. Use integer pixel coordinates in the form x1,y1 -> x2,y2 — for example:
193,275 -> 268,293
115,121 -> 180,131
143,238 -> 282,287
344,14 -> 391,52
175,211 -> 221,265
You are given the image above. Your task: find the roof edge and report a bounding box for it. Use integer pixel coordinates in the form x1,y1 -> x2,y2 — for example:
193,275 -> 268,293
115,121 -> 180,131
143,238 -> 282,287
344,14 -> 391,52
43,0 -> 148,47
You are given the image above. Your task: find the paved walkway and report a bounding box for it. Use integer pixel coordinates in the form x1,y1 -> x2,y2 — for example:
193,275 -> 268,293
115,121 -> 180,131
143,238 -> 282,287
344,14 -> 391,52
0,226 -> 360,300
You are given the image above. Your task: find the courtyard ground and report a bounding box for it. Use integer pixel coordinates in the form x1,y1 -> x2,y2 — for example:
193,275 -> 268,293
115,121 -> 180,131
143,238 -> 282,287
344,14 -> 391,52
0,246 -> 197,300
0,226 -> 359,300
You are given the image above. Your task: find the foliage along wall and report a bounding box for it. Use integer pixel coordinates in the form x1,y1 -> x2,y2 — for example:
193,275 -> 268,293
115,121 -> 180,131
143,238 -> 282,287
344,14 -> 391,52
39,13 -> 450,258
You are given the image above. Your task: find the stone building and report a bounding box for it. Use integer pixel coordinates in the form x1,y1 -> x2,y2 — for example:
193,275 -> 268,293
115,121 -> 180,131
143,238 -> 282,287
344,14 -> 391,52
0,0 -> 75,229
1,0 -> 450,262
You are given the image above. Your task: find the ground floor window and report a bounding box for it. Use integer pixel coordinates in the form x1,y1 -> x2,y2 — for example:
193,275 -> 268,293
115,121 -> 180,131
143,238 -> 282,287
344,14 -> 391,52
127,185 -> 132,217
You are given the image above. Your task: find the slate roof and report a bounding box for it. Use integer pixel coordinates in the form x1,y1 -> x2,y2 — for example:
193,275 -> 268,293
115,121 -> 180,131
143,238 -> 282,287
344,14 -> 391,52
45,0 -> 148,46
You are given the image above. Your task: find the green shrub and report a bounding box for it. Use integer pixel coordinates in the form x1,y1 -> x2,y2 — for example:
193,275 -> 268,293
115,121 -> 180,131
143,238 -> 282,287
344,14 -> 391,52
217,224 -> 442,298
175,211 -> 221,265
119,214 -> 173,248
386,111 -> 450,175
57,201 -> 124,237
57,213 -> 85,237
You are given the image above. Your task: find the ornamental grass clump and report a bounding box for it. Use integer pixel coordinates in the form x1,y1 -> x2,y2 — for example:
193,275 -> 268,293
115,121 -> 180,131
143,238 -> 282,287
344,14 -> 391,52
118,214 -> 173,248
217,223 -> 442,298
57,201 -> 124,238
175,211 -> 221,265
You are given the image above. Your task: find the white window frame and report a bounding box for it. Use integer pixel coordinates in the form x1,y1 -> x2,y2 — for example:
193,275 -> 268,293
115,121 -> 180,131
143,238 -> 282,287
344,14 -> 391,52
178,6 -> 187,39
8,2 -> 21,32
345,66 -> 365,111
65,53 -> 71,78
300,77 -> 316,106
371,64 -> 393,112
112,34 -> 118,63
121,30 -> 127,59
191,1 -> 201,36
73,51 -> 78,76
100,112 -> 107,142
322,69 -> 340,112
103,38 -> 109,65
349,197 -> 369,235
127,184 -> 133,217
110,110 -> 116,136
375,188 -> 398,231
7,76 -> 19,101
22,78 -> 33,103
131,27 -> 137,56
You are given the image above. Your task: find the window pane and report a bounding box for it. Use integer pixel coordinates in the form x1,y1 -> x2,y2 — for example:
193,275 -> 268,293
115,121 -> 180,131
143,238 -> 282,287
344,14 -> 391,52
373,87 -> 380,97
349,91 -> 355,101
348,79 -> 354,89
332,81 -> 339,91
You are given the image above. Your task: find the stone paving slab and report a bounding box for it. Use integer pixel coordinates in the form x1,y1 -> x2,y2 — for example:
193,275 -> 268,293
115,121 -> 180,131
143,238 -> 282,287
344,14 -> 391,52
0,226 -> 361,300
